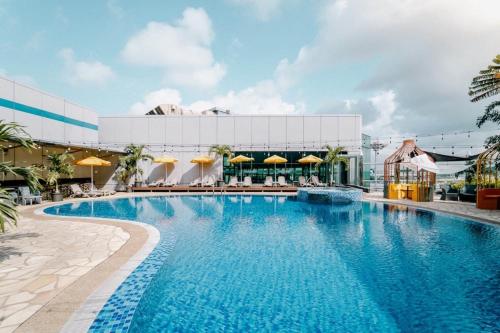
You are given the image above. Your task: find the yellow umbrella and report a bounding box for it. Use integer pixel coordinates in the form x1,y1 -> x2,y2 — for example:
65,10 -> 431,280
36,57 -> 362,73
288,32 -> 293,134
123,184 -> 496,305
263,155 -> 288,183
229,155 -> 254,181
154,156 -> 178,182
75,156 -> 111,191
191,155 -> 214,180
298,154 -> 323,181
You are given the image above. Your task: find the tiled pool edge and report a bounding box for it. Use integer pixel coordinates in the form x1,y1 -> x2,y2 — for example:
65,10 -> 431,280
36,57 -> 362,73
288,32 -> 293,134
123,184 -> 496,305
15,201 -> 159,333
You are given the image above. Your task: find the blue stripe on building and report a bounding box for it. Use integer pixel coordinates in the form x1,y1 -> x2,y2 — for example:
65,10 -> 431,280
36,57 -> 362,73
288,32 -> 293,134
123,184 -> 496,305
0,97 -> 98,131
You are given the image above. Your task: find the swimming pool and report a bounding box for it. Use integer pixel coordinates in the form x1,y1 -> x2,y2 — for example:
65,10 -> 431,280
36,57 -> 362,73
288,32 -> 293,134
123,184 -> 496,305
45,196 -> 500,332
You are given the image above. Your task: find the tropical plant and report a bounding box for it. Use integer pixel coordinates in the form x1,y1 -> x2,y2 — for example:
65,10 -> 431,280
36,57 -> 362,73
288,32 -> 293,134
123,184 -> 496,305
0,120 -> 41,232
45,152 -> 74,194
323,145 -> 349,186
209,144 -> 233,180
469,54 -> 500,148
118,144 -> 153,184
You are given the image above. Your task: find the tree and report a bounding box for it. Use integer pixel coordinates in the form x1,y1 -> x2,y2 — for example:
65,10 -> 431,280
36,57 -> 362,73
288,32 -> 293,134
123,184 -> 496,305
0,121 -> 41,232
469,54 -> 500,148
323,145 -> 349,186
45,152 -> 74,194
118,144 -> 153,185
209,145 -> 233,180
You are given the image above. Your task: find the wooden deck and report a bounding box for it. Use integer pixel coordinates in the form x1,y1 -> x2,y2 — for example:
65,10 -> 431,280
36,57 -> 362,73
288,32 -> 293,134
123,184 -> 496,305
132,185 -> 298,193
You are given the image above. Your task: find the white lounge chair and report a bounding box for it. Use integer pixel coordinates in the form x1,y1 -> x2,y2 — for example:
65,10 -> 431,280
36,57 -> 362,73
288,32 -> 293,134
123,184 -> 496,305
277,176 -> 289,187
18,186 -> 42,205
162,178 -> 177,187
70,184 -> 97,198
148,180 -> 161,187
298,176 -> 312,187
189,178 -> 201,187
227,176 -> 238,187
263,176 -> 273,187
311,175 -> 326,187
242,176 -> 252,187
202,176 -> 215,187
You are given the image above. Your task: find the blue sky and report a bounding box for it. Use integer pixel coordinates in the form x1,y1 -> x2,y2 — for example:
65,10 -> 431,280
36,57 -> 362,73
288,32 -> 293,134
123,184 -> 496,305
0,0 -> 498,149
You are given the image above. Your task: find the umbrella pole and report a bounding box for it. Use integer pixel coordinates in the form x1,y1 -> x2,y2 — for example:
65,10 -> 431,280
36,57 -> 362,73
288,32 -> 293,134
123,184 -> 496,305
274,163 -> 277,185
91,165 -> 94,191
165,164 -> 168,183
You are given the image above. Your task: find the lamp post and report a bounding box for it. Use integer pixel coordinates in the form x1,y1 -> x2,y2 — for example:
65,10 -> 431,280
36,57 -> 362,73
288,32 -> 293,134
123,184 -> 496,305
370,142 -> 387,189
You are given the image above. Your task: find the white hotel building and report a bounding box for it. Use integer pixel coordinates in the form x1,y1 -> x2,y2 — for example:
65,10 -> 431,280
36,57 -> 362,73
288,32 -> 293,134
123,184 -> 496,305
0,76 -> 369,189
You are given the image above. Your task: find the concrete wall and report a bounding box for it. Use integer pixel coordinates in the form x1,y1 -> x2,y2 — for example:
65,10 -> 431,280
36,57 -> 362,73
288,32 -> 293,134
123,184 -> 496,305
98,114 -> 362,186
0,75 -> 98,145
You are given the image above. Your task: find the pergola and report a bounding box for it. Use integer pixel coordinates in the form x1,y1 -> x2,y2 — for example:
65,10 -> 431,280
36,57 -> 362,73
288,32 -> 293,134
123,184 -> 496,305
476,142 -> 500,209
384,139 -> 436,202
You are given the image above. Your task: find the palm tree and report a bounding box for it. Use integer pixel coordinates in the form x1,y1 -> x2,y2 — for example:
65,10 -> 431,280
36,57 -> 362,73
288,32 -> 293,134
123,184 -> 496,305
209,145 -> 233,181
323,145 -> 349,186
0,120 -> 41,232
470,54 -> 500,148
119,144 -> 153,186
45,152 -> 74,195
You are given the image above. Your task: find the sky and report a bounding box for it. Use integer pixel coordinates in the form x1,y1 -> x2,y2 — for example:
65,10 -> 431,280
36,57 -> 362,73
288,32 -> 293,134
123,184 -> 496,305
0,0 -> 499,158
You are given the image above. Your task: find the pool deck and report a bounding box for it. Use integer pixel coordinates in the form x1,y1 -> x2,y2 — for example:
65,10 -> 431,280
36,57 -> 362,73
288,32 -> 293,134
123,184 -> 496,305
364,192 -> 500,225
0,192 -> 498,332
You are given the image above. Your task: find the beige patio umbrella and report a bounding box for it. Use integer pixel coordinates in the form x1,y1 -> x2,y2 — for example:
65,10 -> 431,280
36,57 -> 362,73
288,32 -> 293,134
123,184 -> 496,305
191,155 -> 214,180
263,155 -> 288,183
153,155 -> 178,182
298,154 -> 323,181
229,155 -> 254,181
75,156 -> 111,191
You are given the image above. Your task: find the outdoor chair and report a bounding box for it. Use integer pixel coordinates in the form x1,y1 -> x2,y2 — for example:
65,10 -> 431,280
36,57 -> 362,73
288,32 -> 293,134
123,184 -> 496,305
263,176 -> 273,187
18,186 -> 42,205
459,185 -> 477,203
227,176 -> 238,187
311,176 -> 326,187
278,176 -> 289,187
161,178 -> 177,187
70,184 -> 99,198
243,176 -> 252,187
298,176 -> 312,187
202,176 -> 215,187
445,186 -> 459,201
149,180 -> 162,187
189,178 -> 201,187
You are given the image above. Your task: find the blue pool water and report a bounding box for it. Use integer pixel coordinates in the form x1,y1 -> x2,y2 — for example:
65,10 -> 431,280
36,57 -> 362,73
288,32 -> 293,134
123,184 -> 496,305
45,196 -> 500,332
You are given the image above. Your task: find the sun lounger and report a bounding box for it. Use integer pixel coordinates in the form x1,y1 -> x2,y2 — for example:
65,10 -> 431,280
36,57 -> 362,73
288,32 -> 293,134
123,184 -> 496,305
18,186 -> 42,205
227,176 -> 238,187
278,176 -> 289,187
162,178 -> 178,187
263,176 -> 273,187
148,180 -> 162,187
299,176 -> 312,187
242,176 -> 252,187
202,176 -> 215,187
189,178 -> 201,187
70,184 -> 100,197
311,175 -> 326,187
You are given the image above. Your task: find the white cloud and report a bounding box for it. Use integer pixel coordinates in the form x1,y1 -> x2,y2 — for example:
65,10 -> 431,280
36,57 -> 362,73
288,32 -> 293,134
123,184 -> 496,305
275,0 -> 500,134
59,48 -> 114,85
129,81 -> 303,115
228,0 -> 284,21
122,7 -> 225,89
189,80 -> 303,115
364,90 -> 400,136
129,88 -> 182,115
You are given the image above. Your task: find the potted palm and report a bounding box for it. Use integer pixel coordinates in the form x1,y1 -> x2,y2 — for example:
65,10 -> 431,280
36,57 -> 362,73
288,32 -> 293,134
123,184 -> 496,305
119,144 -> 153,188
45,152 -> 74,201
209,144 -> 233,186
323,145 -> 349,186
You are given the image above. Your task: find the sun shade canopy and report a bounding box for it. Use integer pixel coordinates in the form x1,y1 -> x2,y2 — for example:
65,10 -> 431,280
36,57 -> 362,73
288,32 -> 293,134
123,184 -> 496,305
229,155 -> 254,163
263,155 -> 288,164
75,156 -> 111,167
190,155 -> 214,164
298,154 -> 323,164
154,156 -> 178,164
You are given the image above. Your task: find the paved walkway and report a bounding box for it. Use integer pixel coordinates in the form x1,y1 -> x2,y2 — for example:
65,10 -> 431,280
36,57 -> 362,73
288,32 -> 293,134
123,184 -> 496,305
364,192 -> 500,225
0,210 -> 129,333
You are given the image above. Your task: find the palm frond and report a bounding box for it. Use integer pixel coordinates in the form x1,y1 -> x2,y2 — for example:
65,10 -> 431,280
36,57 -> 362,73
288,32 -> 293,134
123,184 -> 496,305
0,120 -> 36,150
0,188 -> 18,233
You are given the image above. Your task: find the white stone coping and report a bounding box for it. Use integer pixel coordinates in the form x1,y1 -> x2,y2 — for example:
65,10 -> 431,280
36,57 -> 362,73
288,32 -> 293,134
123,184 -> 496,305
34,201 -> 160,333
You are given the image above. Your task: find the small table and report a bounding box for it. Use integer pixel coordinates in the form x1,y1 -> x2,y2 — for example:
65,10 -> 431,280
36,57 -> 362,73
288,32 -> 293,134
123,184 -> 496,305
401,186 -> 413,200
